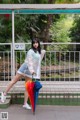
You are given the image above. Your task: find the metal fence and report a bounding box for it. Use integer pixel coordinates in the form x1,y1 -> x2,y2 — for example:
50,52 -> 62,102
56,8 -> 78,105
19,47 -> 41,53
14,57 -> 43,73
0,42 -> 80,81
1,43 -> 80,105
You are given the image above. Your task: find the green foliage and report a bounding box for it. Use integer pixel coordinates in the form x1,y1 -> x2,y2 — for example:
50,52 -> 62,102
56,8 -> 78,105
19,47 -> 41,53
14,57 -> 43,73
1,0 -> 50,4
37,15 -> 47,30
56,0 -> 80,3
1,0 -> 80,4
0,14 -> 40,44
14,14 -> 40,42
70,15 -> 80,42
16,51 -> 26,64
0,16 -> 12,43
50,15 -> 73,51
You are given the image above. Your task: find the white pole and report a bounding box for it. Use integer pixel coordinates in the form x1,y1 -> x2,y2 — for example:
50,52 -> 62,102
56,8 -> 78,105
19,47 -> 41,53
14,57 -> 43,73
11,43 -> 13,79
12,10 -> 15,78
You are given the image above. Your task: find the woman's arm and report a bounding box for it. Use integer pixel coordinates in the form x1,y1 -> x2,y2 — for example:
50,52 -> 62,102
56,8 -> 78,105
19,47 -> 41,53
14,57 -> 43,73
41,50 -> 46,60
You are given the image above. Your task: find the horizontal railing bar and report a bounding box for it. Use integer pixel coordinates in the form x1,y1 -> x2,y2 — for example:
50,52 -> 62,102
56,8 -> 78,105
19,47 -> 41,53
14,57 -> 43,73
0,66 -> 79,76
1,42 -> 80,45
0,43 -> 12,45
0,78 -> 80,81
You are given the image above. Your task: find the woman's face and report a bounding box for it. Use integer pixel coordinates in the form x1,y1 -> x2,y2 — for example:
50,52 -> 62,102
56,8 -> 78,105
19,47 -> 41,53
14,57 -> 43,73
33,41 -> 39,49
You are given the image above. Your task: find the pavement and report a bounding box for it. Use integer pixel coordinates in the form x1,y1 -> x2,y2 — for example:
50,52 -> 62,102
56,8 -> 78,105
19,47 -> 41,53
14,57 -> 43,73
0,105 -> 80,120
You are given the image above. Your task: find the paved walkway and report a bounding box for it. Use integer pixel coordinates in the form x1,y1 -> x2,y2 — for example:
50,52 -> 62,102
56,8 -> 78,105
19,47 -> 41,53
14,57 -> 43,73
0,105 -> 80,120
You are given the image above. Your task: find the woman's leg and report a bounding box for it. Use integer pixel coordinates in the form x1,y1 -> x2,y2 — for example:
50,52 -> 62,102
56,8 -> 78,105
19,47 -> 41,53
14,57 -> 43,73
1,73 -> 23,103
23,77 -> 31,109
4,73 -> 23,95
24,87 -> 29,105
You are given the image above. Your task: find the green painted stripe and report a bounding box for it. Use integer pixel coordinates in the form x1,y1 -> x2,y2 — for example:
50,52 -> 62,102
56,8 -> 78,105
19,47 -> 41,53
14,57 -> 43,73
15,9 -> 80,14
0,9 -> 80,14
0,99 -> 11,109
0,10 -> 12,14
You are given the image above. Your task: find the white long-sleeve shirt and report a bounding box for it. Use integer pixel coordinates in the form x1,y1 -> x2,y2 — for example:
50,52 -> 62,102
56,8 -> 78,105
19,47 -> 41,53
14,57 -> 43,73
25,49 -> 46,79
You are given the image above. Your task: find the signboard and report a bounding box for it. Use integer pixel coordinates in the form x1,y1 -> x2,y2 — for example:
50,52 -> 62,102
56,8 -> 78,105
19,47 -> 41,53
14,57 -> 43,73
14,43 -> 25,50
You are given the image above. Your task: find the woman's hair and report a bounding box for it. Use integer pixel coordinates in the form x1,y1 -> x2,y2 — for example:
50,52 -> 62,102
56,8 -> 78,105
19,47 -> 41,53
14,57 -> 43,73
31,38 -> 41,54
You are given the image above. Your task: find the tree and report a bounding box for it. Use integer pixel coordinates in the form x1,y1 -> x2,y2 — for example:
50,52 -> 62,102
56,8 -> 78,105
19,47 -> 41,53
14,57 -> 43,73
50,15 -> 73,51
38,0 -> 80,45
0,0 -> 80,44
55,0 -> 80,3
70,15 -> 80,51
0,14 -> 40,43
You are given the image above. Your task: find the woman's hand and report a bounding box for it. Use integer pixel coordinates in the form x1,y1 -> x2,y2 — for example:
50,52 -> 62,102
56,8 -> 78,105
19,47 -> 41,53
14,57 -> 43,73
32,72 -> 36,75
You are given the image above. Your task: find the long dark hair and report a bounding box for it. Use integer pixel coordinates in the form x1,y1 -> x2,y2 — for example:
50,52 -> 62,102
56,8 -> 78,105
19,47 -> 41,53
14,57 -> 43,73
32,38 -> 41,54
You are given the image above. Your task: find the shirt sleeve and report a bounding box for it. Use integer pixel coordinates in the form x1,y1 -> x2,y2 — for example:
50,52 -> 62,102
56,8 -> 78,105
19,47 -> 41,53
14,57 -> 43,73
41,50 -> 46,60
25,50 -> 34,74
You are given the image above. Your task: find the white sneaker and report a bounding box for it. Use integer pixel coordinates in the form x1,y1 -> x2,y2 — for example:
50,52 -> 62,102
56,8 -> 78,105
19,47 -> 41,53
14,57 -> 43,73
23,103 -> 31,110
1,92 -> 6,103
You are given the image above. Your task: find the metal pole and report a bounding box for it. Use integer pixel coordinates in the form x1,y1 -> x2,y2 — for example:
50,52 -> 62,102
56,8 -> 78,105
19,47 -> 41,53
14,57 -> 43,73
11,43 -> 13,79
12,10 -> 15,78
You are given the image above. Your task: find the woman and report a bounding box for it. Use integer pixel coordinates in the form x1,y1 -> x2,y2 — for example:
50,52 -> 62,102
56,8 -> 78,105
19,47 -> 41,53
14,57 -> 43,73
1,38 -> 46,109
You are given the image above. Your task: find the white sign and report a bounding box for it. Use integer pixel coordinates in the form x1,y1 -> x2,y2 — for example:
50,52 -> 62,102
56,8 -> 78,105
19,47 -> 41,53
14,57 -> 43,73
14,43 -> 25,50
0,112 -> 8,120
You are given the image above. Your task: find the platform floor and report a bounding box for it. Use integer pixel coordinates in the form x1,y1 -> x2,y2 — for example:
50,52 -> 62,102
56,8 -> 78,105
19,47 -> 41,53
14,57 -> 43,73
0,105 -> 80,120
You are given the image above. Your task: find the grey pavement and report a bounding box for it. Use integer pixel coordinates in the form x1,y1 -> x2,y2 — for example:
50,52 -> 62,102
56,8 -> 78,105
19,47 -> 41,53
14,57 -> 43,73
0,105 -> 80,120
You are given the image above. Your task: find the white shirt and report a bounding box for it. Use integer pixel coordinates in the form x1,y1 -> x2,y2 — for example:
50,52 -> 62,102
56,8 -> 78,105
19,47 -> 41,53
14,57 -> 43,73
25,49 -> 46,79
